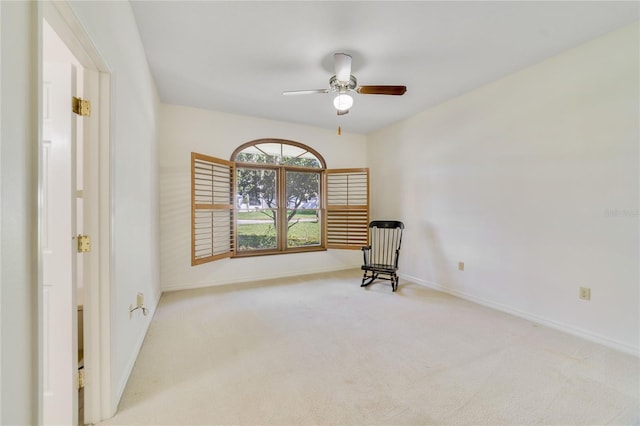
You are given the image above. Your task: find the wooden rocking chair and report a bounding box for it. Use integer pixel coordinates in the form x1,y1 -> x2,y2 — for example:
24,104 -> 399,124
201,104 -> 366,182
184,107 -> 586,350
361,221 -> 404,292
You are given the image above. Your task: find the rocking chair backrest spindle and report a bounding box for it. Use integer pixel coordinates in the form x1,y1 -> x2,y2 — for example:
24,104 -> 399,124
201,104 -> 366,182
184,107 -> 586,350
369,221 -> 404,267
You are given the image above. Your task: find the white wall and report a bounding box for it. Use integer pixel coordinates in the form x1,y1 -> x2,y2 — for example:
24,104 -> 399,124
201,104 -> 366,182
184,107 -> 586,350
0,2 -> 39,424
368,23 -> 639,354
0,1 -> 160,420
68,1 -> 161,414
159,104 -> 367,291
0,3 -> 3,419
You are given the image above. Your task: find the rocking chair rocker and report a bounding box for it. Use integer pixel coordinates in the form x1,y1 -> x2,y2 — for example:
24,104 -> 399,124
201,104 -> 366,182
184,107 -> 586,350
361,221 -> 404,292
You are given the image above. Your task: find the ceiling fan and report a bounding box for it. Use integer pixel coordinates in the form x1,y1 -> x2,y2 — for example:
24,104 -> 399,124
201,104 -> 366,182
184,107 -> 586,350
283,53 -> 407,116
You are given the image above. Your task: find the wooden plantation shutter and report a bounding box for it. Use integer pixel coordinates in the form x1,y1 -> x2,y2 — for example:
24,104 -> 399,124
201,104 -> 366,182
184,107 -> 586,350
325,168 -> 369,249
191,152 -> 234,265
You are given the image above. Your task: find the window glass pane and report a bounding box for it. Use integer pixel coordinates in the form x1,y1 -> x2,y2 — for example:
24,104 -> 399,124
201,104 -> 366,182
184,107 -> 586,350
287,209 -> 320,248
237,209 -> 277,251
286,171 -> 319,209
282,155 -> 321,168
235,143 -> 282,164
235,149 -> 279,164
281,145 -> 321,168
286,171 -> 320,248
236,168 -> 277,208
236,168 -> 278,251
235,142 -> 321,168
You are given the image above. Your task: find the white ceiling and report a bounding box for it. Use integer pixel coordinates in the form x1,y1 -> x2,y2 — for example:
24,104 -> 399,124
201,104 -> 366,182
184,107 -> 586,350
130,1 -> 639,135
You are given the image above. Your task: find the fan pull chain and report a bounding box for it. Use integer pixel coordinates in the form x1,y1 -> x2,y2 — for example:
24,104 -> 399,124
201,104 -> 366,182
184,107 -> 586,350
338,126 -> 341,136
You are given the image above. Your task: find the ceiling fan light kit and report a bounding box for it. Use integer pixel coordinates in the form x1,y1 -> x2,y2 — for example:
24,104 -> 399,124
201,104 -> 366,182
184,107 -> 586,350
333,93 -> 353,111
283,53 -> 407,117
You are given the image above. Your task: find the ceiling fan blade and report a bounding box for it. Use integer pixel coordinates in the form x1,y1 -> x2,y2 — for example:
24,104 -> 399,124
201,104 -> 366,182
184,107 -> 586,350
334,53 -> 352,83
282,89 -> 329,96
337,109 -> 349,116
357,85 -> 407,96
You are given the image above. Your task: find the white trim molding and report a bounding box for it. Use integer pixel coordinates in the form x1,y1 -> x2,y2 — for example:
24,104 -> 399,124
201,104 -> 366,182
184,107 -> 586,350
400,272 -> 639,357
162,264 -> 359,293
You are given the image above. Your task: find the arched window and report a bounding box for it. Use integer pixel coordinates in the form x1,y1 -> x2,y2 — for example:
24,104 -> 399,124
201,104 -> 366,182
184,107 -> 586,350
232,140 -> 325,254
191,140 -> 368,264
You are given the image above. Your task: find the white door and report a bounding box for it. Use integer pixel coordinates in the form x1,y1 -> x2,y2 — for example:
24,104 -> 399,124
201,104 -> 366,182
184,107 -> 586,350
42,61 -> 78,426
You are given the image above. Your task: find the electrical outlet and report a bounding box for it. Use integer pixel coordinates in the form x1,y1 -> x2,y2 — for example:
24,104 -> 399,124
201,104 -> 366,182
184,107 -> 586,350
458,261 -> 464,271
136,292 -> 144,307
579,287 -> 591,301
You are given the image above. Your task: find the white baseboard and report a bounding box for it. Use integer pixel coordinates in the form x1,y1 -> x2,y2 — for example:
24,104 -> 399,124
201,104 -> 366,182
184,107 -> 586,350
161,264 -> 359,293
400,272 -> 639,357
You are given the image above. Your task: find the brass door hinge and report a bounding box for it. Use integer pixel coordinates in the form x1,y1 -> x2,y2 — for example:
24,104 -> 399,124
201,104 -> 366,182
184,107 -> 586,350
78,368 -> 85,390
72,96 -> 91,117
77,234 -> 91,253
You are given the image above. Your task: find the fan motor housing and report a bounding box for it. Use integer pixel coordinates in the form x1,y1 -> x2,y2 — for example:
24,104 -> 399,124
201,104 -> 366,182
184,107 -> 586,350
329,75 -> 357,92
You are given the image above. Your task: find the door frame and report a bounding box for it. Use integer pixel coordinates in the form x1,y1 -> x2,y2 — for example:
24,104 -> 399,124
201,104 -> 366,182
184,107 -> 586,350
38,1 -> 112,423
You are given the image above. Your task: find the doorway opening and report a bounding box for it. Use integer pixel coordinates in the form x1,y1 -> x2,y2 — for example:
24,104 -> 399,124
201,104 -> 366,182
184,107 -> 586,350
42,20 -> 83,425
39,2 -> 111,424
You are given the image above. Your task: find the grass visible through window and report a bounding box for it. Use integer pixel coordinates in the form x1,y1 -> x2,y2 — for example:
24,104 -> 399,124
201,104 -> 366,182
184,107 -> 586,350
236,210 -> 320,250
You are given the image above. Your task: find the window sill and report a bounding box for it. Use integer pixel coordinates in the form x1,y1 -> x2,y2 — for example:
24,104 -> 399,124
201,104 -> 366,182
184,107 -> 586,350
232,246 -> 327,258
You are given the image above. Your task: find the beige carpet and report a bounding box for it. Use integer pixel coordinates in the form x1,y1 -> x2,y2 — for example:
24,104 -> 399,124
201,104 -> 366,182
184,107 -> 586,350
101,269 -> 639,425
